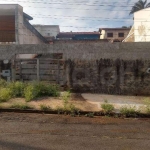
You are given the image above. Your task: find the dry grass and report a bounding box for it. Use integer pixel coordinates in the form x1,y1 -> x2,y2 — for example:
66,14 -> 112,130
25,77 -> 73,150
0,96 -> 99,111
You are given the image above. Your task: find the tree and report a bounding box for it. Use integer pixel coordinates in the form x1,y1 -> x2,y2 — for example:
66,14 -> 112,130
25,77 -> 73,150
129,0 -> 150,15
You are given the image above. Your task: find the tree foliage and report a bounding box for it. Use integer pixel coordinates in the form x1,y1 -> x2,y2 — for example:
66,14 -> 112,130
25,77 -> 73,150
130,0 -> 150,15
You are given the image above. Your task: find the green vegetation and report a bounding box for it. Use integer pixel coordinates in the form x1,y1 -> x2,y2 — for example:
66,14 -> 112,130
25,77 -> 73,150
61,91 -> 71,111
101,100 -> 114,114
10,103 -> 32,110
0,88 -> 12,102
120,106 -> 140,117
40,104 -> 52,111
0,79 -> 60,102
8,81 -> 26,97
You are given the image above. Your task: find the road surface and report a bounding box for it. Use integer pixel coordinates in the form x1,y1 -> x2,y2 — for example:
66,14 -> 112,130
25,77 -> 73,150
0,112 -> 150,150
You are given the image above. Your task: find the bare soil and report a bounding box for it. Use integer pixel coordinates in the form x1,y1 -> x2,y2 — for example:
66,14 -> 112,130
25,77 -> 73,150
0,94 -> 99,111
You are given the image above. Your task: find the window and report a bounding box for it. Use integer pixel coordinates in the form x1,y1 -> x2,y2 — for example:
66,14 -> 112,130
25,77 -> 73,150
107,33 -> 113,37
118,33 -> 124,37
47,33 -> 50,36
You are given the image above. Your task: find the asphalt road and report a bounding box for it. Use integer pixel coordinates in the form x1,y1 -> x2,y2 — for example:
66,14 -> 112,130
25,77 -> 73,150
0,112 -> 150,150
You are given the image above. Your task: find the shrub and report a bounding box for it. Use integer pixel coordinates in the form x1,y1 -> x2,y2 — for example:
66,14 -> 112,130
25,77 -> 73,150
0,88 -> 12,102
40,104 -> 52,111
24,84 -> 38,102
11,103 -> 32,110
101,100 -> 114,114
8,81 -> 26,97
0,79 -> 7,88
46,84 -> 60,97
120,106 -> 140,117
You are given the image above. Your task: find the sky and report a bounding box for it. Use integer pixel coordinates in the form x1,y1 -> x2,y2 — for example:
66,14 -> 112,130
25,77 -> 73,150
0,0 -> 149,32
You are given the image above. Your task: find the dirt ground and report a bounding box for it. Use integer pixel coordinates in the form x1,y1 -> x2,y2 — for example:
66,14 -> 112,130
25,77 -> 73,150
0,94 -> 99,111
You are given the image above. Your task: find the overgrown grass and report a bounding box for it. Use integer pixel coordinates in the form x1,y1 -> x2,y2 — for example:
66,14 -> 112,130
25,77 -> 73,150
10,103 -> 32,110
120,106 -> 140,117
0,79 -> 60,102
101,100 -> 114,114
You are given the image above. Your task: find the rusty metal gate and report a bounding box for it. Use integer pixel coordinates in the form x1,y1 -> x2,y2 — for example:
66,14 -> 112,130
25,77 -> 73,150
12,58 -> 65,85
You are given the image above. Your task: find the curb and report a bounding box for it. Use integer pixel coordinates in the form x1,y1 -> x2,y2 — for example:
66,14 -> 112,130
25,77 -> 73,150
0,108 -> 150,118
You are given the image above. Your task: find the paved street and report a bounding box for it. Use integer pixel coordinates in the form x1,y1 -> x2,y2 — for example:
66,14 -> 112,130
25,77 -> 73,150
0,112 -> 150,150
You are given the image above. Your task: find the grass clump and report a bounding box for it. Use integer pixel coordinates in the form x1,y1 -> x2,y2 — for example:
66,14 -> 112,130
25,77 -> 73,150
0,88 -> 12,102
101,100 -> 114,114
10,103 -> 32,110
40,104 -> 52,111
120,106 -> 140,117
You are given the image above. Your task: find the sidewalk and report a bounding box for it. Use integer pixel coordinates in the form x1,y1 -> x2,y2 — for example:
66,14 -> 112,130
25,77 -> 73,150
82,94 -> 149,112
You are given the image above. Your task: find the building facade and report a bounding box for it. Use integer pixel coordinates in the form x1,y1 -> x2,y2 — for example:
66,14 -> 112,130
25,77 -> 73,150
33,25 -> 60,41
0,4 -> 48,45
99,28 -> 130,42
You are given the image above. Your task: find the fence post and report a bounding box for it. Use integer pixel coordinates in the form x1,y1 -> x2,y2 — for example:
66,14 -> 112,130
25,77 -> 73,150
37,59 -> 40,81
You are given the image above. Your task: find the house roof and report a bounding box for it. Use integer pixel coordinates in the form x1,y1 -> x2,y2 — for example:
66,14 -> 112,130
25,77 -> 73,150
57,32 -> 100,38
100,28 -> 130,30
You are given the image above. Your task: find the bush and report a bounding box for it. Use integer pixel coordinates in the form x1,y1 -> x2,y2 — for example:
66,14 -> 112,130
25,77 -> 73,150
0,88 -> 12,102
8,81 -> 26,97
24,84 -> 38,102
40,104 -> 52,111
120,106 -> 140,117
101,100 -> 114,114
26,82 -> 60,99
11,103 -> 32,110
0,79 -> 7,88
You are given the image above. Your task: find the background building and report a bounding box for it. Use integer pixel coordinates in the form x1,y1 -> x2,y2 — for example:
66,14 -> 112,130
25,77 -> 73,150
99,28 -> 130,42
33,25 -> 60,42
0,4 -> 48,45
56,32 -> 101,40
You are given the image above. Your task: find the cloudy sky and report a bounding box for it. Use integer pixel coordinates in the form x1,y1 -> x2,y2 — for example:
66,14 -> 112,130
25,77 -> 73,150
0,0 -> 148,32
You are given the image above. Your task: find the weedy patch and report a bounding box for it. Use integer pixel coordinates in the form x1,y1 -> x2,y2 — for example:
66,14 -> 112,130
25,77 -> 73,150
120,106 -> 140,117
101,100 -> 114,114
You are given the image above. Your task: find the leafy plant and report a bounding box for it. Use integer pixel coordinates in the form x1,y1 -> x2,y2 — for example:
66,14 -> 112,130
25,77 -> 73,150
101,100 -> 114,114
0,88 -> 12,102
120,106 -> 140,117
61,91 -> 71,111
24,84 -> 38,102
40,104 -> 52,111
0,79 -> 7,88
8,81 -> 26,97
10,103 -> 32,110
